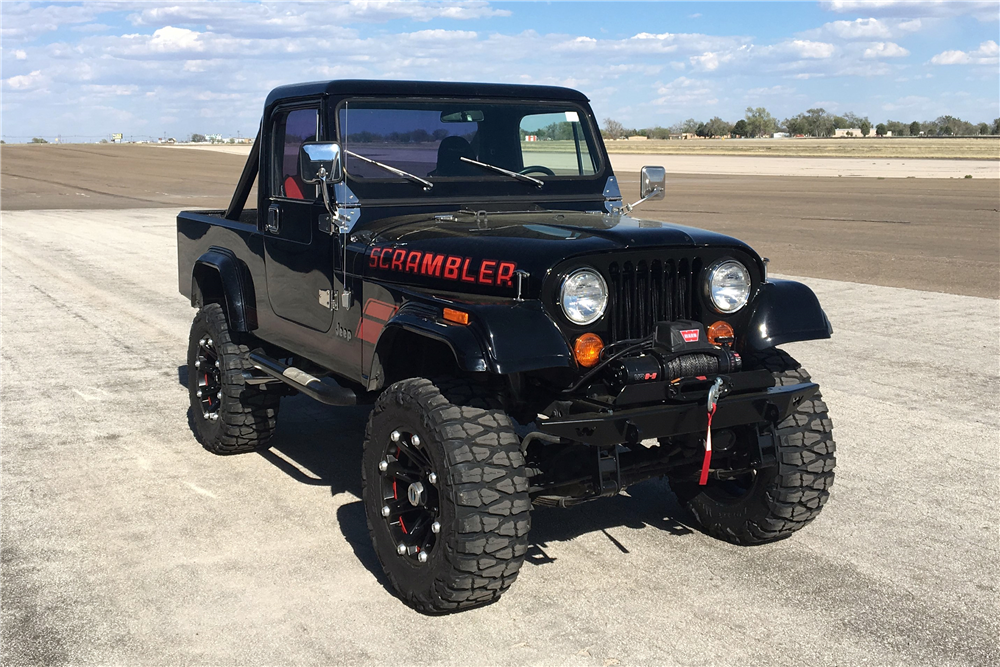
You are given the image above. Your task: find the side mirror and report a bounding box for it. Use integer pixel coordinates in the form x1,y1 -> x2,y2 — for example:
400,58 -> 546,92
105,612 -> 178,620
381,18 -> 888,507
299,141 -> 343,184
640,165 -> 666,201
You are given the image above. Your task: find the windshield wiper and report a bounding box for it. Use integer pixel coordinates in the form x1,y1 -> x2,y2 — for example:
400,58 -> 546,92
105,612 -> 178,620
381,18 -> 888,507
460,157 -> 544,188
345,150 -> 433,191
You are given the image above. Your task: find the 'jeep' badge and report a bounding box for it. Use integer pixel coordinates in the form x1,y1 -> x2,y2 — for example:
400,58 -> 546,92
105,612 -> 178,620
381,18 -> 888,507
681,329 -> 700,343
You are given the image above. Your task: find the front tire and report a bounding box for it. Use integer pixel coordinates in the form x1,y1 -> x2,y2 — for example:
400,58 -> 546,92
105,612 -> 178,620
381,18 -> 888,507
672,348 -> 836,544
362,377 -> 531,613
186,303 -> 280,454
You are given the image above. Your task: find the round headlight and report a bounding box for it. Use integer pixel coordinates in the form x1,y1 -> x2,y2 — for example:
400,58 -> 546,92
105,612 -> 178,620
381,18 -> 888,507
560,268 -> 608,325
707,260 -> 751,313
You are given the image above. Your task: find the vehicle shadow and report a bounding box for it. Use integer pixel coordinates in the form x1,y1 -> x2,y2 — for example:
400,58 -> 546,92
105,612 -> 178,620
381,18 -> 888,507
246,394 -> 696,594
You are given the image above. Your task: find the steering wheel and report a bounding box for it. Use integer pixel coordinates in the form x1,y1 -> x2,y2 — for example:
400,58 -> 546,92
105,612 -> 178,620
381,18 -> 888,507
519,165 -> 556,176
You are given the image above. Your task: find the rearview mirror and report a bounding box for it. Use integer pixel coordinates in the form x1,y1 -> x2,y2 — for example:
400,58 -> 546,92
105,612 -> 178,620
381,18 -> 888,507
640,166 -> 666,200
299,141 -> 343,184
440,110 -> 485,123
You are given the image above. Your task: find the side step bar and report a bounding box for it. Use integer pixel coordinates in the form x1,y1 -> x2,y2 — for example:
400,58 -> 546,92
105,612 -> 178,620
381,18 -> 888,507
245,352 -> 356,406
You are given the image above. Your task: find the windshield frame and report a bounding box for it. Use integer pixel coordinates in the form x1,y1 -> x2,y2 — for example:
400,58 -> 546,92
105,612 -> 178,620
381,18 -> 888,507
331,97 -> 607,193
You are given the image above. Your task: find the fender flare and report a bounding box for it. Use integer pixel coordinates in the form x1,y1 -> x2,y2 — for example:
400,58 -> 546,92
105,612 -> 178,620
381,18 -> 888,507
191,248 -> 257,332
744,279 -> 832,351
369,300 -> 574,386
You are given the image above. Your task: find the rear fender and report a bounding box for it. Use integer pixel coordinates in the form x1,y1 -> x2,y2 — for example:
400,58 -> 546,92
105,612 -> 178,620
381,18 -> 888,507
744,279 -> 832,351
191,248 -> 257,332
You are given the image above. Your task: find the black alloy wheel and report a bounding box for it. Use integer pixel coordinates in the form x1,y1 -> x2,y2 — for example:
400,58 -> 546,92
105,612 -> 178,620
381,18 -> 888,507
193,335 -> 223,421
377,428 -> 441,563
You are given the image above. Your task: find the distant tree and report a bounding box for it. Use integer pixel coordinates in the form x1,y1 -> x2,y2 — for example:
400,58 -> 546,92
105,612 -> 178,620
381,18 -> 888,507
191,133 -> 207,143
100,138 -> 108,143
976,122 -> 990,135
704,116 -> 733,137
695,122 -> 709,137
992,118 -> 1000,135
731,119 -> 748,137
744,107 -> 777,138
885,120 -> 908,136
0,140 -> 5,144
841,112 -> 865,128
874,123 -> 886,137
860,120 -> 872,137
601,118 -> 626,140
679,118 -> 701,134
645,126 -> 671,140
31,137 -> 48,143
228,137 -> 236,144
909,121 -> 921,136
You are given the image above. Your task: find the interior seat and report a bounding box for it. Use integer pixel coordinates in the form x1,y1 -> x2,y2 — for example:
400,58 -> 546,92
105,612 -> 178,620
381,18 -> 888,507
429,136 -> 477,177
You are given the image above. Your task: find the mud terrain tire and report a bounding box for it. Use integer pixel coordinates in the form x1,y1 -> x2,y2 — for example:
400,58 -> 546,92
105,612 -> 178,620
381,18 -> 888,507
362,377 -> 531,614
675,347 -> 836,544
187,303 -> 280,454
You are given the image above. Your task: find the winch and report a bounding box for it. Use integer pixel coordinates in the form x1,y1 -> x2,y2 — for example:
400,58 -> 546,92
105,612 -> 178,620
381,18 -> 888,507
605,320 -> 741,388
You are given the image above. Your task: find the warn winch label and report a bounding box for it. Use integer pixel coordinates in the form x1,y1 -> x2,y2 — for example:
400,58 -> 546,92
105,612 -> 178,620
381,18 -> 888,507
368,246 -> 516,288
680,329 -> 700,343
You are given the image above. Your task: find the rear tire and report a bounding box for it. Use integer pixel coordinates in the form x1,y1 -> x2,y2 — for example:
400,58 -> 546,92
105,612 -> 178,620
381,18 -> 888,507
362,377 -> 531,613
672,348 -> 836,544
186,303 -> 280,454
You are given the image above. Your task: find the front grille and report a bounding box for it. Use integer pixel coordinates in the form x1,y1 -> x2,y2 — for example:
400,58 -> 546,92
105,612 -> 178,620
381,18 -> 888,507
607,258 -> 699,341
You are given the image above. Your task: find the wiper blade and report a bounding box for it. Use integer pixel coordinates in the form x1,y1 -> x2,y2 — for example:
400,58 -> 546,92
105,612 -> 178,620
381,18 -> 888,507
460,157 -> 543,188
345,150 -> 433,191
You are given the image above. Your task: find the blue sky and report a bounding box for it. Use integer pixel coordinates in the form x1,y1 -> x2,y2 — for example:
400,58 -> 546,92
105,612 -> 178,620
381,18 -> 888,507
2,1 -> 998,141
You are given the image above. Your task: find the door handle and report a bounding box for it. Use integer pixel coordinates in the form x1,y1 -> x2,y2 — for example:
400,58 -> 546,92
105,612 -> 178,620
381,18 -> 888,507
266,206 -> 280,234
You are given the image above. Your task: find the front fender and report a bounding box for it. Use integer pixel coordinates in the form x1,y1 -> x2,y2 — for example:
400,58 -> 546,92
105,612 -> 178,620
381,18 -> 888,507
745,279 -> 832,351
370,299 -> 574,383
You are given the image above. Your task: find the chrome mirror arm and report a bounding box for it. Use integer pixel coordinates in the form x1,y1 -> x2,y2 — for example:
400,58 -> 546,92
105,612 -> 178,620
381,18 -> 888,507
316,167 -> 349,233
618,186 -> 663,216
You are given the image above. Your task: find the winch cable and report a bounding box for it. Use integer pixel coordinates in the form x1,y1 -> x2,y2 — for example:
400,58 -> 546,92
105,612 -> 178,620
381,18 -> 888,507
699,377 -> 725,486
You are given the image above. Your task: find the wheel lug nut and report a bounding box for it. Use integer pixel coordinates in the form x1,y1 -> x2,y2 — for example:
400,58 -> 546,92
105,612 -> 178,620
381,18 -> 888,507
207,339 -> 213,346
397,544 -> 407,555
202,412 -> 210,420
418,552 -> 428,563
199,338 -> 206,346
215,361 -> 220,368
390,430 -> 401,442
194,360 -> 201,368
196,390 -> 203,397
210,413 -> 219,421
431,521 -> 441,534
428,472 -> 437,484
411,434 -> 421,447
216,392 -> 222,399
378,460 -> 388,472
381,505 -> 391,517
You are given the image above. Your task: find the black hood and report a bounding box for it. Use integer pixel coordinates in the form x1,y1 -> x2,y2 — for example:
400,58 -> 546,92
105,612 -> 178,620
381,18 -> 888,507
362,210 -> 761,299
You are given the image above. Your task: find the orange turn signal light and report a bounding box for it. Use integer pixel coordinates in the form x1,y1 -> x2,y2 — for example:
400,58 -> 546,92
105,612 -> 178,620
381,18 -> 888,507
442,308 -> 470,325
574,333 -> 604,368
707,320 -> 735,346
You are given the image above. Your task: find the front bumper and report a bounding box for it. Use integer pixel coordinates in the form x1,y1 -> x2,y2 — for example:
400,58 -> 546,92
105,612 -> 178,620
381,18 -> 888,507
537,381 -> 818,447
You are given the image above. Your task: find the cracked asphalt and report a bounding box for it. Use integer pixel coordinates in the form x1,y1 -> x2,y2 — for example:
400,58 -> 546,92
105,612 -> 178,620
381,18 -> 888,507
1,173 -> 998,664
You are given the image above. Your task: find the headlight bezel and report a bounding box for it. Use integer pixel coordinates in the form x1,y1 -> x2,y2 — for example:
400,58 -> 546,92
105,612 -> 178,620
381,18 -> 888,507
705,259 -> 751,314
559,267 -> 609,326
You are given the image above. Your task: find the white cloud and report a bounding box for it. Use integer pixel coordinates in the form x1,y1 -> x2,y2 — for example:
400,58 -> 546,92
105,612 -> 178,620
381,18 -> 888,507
147,26 -> 205,54
930,40 -> 999,65
650,76 -> 719,108
789,40 -> 836,58
822,1 -> 998,22
6,70 -> 45,90
825,18 -> 892,38
14,50 -> 27,60
864,42 -> 910,58
882,95 -> 930,111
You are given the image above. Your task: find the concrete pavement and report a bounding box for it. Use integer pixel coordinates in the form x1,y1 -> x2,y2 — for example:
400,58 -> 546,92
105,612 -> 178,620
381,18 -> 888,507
1,208 -> 997,666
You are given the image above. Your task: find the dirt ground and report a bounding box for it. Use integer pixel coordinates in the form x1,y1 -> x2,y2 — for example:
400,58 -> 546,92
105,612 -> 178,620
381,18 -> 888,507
2,143 -> 998,298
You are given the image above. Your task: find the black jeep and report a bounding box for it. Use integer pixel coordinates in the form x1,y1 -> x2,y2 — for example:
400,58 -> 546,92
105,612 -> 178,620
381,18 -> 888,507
177,79 -> 836,613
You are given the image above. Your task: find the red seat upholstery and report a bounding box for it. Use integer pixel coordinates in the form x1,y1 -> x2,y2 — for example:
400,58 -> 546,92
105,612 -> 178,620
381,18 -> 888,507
284,175 -> 304,199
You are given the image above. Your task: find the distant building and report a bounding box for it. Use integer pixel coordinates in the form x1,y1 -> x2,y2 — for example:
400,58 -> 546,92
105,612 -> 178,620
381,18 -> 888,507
772,132 -> 790,139
626,135 -> 647,141
833,128 -> 863,137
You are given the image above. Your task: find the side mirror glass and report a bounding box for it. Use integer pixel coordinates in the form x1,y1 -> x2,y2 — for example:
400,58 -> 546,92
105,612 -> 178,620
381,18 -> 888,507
299,141 -> 343,184
640,165 -> 666,201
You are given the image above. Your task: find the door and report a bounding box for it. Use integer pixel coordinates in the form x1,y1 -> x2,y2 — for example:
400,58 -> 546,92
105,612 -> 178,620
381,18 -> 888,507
262,105 -> 337,333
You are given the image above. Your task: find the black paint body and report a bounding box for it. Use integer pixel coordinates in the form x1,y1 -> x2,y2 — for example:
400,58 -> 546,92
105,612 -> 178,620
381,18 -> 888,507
176,79 -> 832,446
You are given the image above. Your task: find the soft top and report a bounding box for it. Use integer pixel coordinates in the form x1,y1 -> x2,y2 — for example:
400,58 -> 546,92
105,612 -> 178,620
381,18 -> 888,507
264,79 -> 590,108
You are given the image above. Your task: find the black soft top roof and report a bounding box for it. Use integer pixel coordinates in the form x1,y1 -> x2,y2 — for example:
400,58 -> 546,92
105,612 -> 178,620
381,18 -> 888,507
264,79 -> 589,108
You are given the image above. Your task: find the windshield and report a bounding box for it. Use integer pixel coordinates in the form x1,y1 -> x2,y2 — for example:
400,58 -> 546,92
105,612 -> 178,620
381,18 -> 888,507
338,100 -> 600,184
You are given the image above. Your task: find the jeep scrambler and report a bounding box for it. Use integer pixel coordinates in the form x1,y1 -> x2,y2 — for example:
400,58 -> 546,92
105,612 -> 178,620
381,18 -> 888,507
177,80 -> 836,613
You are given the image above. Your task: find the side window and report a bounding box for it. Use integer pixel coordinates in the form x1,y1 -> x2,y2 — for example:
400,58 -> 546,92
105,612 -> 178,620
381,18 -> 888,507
272,107 -> 318,200
519,111 -> 596,175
